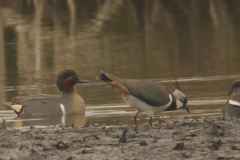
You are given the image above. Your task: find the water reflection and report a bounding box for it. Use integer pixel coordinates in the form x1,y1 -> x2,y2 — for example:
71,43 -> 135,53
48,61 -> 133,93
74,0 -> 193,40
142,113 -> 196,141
2,112 -> 85,128
1,0 -> 240,127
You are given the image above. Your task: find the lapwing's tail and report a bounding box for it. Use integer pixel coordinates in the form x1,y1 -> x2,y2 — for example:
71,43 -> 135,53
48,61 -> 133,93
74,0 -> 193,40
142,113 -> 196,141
97,70 -> 124,83
97,71 -> 129,95
98,70 -> 113,82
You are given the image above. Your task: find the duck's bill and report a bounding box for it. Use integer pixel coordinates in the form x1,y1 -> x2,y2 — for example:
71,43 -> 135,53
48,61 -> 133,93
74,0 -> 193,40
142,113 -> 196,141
77,79 -> 90,83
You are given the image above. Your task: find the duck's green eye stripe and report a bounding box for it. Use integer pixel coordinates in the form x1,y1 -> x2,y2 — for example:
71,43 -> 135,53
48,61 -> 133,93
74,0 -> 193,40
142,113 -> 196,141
57,71 -> 72,90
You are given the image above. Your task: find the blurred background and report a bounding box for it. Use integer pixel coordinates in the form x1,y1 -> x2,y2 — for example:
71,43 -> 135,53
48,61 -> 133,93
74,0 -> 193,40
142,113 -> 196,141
0,0 -> 240,127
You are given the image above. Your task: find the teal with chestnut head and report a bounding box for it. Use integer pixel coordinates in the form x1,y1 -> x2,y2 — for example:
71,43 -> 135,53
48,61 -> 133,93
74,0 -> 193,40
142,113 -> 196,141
5,69 -> 90,117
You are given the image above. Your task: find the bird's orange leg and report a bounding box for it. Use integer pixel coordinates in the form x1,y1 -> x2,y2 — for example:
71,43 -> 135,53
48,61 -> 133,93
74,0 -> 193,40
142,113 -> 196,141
149,116 -> 152,126
133,112 -> 139,125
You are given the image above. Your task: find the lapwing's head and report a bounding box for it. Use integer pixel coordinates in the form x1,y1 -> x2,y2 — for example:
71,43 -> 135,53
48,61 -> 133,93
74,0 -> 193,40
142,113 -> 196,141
172,79 -> 190,113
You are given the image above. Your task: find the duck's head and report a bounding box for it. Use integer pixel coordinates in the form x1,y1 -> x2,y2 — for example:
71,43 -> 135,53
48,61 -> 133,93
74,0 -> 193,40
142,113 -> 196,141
172,79 -> 189,113
228,79 -> 240,96
56,69 -> 90,93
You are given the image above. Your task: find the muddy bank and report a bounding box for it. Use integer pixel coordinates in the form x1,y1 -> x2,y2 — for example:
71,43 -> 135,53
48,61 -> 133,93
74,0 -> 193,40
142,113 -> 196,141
0,117 -> 240,160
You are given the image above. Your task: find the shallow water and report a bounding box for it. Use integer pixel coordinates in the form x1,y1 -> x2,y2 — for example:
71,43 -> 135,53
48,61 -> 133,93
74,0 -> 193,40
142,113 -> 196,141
0,1 -> 240,127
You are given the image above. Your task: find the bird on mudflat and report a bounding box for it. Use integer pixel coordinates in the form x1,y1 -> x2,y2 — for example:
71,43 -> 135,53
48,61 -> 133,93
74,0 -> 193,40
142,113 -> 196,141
5,69 -> 90,117
226,79 -> 240,118
97,71 -> 189,125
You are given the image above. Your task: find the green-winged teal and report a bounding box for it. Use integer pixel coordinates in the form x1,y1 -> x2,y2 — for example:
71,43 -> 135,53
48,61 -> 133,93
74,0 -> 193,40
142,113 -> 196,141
5,69 -> 90,117
98,71 -> 189,125
226,79 -> 240,118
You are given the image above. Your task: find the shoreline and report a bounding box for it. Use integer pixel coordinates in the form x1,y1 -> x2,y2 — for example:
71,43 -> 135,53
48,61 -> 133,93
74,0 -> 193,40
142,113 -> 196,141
0,117 -> 239,159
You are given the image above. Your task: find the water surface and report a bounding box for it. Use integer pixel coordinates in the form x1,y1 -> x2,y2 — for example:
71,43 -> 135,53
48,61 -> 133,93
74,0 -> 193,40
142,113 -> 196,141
0,1 -> 240,127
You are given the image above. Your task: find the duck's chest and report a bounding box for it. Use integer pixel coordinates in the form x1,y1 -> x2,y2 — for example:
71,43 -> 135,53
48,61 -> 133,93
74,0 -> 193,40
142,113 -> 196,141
60,93 -> 85,114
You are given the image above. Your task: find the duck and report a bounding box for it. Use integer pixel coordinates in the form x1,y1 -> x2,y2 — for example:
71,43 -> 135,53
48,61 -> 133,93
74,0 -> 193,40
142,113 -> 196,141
98,71 -> 189,125
226,79 -> 240,118
5,69 -> 90,117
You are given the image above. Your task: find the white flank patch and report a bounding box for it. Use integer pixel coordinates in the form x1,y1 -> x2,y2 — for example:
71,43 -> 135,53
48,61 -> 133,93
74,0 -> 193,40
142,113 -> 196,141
60,104 -> 66,115
229,100 -> 240,107
10,105 -> 23,113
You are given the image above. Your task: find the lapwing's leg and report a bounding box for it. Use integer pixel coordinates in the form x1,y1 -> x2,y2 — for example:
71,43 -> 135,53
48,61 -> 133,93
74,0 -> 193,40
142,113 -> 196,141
149,116 -> 153,126
133,111 -> 140,125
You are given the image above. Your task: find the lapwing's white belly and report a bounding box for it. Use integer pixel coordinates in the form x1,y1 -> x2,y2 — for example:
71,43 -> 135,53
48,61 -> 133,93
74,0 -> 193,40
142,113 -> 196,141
121,94 -> 172,116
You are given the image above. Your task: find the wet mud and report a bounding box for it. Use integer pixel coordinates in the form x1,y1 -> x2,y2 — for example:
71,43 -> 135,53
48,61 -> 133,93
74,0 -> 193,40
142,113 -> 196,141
0,117 -> 240,160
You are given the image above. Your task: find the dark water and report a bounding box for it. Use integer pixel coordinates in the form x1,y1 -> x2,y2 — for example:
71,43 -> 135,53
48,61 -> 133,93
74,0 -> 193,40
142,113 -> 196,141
1,0 -> 240,127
